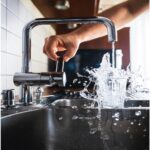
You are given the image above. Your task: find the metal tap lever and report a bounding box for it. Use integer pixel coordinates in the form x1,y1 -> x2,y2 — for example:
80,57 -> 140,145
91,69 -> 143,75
13,72 -> 66,87
55,57 -> 65,72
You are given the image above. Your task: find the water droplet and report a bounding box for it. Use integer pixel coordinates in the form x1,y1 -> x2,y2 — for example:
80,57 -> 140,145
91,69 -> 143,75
83,104 -> 87,107
138,122 -> 142,126
102,134 -> 110,140
83,83 -> 87,86
72,115 -> 78,120
135,111 -> 142,116
72,106 -> 77,109
73,79 -> 78,84
78,81 -> 81,84
130,121 -> 134,125
89,128 -> 97,134
142,116 -> 145,119
79,117 -> 84,120
87,109 -> 91,113
112,112 -> 120,122
58,117 -> 63,120
88,121 -> 93,126
113,122 -> 117,126
143,134 -> 146,137
112,112 -> 120,118
115,118 -> 119,121
126,129 -> 130,133
143,128 -> 147,132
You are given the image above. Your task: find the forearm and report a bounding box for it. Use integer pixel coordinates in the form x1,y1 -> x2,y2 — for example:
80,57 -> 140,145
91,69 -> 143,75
70,0 -> 149,42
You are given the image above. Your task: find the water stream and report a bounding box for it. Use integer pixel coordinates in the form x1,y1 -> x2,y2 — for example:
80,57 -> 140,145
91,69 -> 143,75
111,42 -> 115,68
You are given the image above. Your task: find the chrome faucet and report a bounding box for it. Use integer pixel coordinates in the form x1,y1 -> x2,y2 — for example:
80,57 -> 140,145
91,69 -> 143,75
13,17 -> 117,105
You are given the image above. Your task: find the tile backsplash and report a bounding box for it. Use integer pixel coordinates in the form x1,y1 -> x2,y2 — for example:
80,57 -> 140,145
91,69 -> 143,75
0,0 -> 55,99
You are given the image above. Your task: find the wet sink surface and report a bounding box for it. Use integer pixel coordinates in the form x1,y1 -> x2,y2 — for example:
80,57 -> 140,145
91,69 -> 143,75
1,100 -> 149,150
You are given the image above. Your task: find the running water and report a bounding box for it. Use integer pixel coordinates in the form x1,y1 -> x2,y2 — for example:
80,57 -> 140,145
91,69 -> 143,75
111,42 -> 115,68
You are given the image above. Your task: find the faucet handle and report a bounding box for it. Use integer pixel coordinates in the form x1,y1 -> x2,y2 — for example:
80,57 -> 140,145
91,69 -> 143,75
56,59 -> 64,72
55,57 -> 65,72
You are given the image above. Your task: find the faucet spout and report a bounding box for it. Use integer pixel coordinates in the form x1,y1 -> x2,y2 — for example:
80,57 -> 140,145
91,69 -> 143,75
22,17 -> 117,73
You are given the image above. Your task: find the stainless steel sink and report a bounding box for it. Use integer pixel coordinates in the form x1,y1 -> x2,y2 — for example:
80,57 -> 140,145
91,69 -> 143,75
1,99 -> 149,150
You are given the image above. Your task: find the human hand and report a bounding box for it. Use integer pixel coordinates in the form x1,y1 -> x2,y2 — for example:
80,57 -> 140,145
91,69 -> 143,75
43,33 -> 81,62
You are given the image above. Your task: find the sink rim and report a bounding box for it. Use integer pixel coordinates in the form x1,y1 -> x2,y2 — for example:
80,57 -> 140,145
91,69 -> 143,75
1,106 -> 47,119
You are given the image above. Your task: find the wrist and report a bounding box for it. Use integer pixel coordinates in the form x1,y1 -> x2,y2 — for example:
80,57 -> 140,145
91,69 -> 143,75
66,31 -> 83,45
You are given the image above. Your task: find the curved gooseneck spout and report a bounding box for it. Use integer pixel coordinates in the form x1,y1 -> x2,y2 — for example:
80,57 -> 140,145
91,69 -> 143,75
21,17 -> 117,104
22,17 -> 117,73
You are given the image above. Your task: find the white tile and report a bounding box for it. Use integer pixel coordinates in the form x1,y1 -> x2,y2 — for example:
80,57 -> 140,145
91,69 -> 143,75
32,44 -> 46,62
41,63 -> 47,72
7,31 -> 22,56
31,60 -> 47,73
32,26 -> 53,38
17,56 -> 22,72
31,33 -> 48,64
7,9 -> 19,36
6,75 -> 15,89
1,4 -> 7,29
31,61 -> 41,72
1,27 -> 7,51
0,51 -> 7,75
7,0 -> 19,16
31,61 -> 38,72
6,53 -> 19,75
31,32 -> 42,46
1,0 -> 7,6
0,76 -> 7,91
18,2 -> 27,22
18,20 -> 25,37
26,10 -> 34,22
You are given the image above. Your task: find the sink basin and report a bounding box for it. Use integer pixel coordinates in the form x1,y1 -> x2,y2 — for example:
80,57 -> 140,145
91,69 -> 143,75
1,100 -> 149,150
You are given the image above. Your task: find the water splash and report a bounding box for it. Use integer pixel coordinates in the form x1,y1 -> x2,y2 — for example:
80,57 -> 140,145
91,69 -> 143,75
79,52 -> 150,109
80,53 -> 128,109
